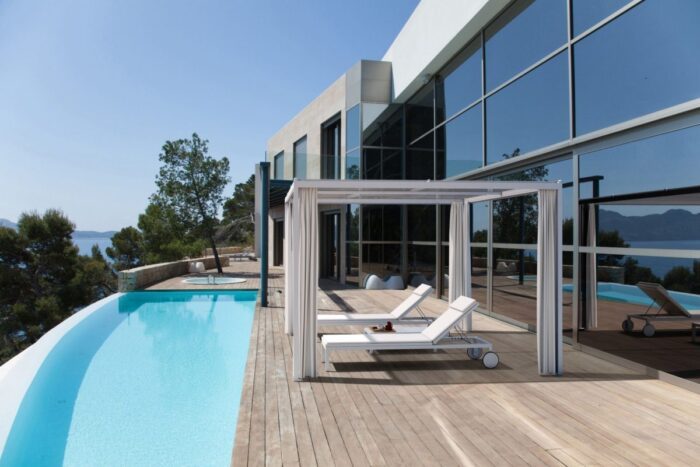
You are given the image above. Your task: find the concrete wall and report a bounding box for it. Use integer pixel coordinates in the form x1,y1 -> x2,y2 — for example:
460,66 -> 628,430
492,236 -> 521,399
118,256 -> 230,292
266,74 -> 346,181
383,0 -> 509,102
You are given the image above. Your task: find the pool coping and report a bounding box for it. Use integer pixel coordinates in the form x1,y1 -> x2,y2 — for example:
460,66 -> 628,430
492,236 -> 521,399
0,293 -> 124,455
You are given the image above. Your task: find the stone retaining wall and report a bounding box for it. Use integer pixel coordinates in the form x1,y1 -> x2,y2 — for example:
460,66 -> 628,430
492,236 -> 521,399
118,256 -> 230,292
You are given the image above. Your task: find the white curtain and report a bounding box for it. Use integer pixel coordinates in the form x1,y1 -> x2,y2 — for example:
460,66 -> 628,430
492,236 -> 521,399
292,188 -> 318,380
448,200 -> 472,330
284,201 -> 293,335
585,206 -> 598,329
536,189 -> 563,376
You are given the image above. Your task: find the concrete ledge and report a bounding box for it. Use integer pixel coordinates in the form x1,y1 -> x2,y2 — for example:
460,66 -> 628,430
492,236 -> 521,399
118,256 -> 230,292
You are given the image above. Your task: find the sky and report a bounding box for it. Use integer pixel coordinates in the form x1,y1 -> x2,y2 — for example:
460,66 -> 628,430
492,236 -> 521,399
0,0 -> 419,231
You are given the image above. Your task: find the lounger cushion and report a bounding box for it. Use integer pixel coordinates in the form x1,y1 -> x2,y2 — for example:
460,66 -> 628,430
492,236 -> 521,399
322,333 -> 432,347
390,283 -> 432,319
421,296 -> 477,343
317,313 -> 404,323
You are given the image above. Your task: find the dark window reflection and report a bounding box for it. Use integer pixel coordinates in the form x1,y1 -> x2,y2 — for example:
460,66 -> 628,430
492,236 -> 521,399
485,0 -> 567,91
436,40 -> 481,124
383,148 -> 403,179
572,0 -> 630,36
574,0 -> 700,135
407,205 -> 436,241
363,105 -> 403,148
436,104 -> 482,179
406,132 -> 434,180
579,125 -> 700,199
486,52 -> 569,165
362,148 -> 381,180
408,245 -> 437,288
406,85 -> 434,143
362,206 -> 401,241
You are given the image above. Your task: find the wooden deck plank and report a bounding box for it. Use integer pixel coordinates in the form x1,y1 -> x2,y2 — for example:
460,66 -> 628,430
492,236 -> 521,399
149,262 -> 700,466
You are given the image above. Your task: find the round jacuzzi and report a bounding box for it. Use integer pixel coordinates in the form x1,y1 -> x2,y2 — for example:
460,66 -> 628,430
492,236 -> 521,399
182,277 -> 246,285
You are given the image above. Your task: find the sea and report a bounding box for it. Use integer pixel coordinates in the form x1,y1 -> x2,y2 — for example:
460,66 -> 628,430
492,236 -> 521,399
73,237 -> 113,260
627,240 -> 700,277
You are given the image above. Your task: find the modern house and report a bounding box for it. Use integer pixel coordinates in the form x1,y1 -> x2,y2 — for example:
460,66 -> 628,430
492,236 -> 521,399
256,0 -> 700,383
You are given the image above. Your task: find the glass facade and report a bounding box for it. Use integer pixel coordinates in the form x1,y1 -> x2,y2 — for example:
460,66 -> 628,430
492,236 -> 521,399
298,0 -> 700,382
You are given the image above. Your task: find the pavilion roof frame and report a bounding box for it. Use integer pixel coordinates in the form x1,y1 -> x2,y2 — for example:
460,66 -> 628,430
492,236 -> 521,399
283,178 -> 564,381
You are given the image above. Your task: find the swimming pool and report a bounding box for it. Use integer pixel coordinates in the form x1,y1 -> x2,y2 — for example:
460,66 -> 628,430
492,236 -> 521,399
0,290 -> 256,467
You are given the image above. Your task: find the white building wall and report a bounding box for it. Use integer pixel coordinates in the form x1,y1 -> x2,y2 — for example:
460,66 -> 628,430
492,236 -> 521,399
382,0 -> 509,102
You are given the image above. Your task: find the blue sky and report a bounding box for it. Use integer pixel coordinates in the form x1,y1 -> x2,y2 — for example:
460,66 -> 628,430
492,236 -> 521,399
0,0 -> 418,231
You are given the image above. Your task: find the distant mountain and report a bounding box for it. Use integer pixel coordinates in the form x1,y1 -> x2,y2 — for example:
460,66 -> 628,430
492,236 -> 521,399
0,218 -> 17,230
599,209 -> 700,242
0,218 -> 115,238
72,230 -> 117,239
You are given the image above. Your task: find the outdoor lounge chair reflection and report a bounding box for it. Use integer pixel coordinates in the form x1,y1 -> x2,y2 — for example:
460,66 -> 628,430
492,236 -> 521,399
321,296 -> 499,370
622,282 -> 700,337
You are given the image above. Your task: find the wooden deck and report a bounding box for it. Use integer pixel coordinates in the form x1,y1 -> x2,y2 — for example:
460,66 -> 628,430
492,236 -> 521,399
153,263 -> 700,466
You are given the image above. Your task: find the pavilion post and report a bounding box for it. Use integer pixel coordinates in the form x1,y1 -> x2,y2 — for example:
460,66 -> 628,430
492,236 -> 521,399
536,188 -> 563,375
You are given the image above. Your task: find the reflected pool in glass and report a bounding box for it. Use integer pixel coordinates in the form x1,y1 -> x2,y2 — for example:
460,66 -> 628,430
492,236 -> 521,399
1,290 -> 256,467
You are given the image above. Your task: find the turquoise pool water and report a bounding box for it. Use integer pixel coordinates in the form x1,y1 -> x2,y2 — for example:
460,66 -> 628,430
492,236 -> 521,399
0,290 -> 256,467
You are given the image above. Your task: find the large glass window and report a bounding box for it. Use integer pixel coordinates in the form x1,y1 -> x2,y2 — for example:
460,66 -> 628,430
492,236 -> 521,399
346,105 -> 360,151
579,125 -> 700,199
408,245 -> 436,288
484,0 -> 567,91
574,0 -> 700,135
486,52 -> 569,165
436,40 -> 481,124
405,85 -> 434,143
571,0 -> 630,36
436,104 -> 482,179
293,136 -> 307,178
273,151 -> 284,179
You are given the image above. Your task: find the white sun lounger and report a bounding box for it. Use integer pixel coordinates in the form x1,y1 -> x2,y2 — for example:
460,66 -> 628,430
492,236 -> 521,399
622,282 -> 700,337
321,296 -> 499,370
317,284 -> 433,327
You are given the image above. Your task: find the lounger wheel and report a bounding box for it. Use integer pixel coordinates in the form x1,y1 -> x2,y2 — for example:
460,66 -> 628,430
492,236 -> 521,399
467,348 -> 483,360
642,323 -> 656,337
621,319 -> 634,333
482,352 -> 499,369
